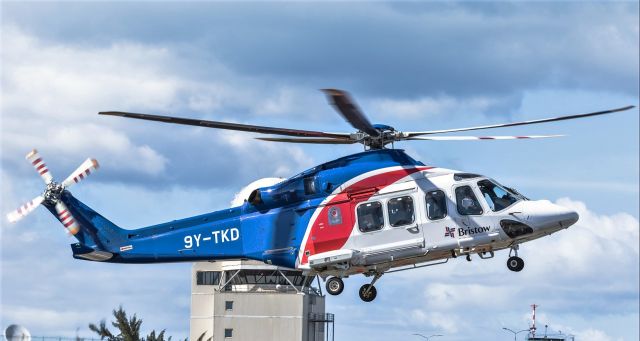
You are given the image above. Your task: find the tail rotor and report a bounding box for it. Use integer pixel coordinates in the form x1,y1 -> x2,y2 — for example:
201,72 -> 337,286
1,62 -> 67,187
6,149 -> 99,235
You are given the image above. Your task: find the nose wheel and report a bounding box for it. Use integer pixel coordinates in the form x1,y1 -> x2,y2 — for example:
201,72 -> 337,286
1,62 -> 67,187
507,256 -> 525,272
325,277 -> 344,296
507,245 -> 525,272
358,272 -> 383,302
358,284 -> 377,302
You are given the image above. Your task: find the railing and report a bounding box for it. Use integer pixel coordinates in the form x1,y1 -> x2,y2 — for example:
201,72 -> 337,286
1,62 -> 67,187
308,312 -> 334,322
219,284 -> 322,296
307,313 -> 335,341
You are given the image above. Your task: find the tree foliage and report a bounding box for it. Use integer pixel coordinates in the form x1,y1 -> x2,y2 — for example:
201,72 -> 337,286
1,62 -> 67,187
89,306 -> 169,341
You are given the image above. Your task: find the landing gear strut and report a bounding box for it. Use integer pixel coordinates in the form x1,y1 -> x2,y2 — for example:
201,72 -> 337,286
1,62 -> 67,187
325,277 -> 344,296
507,245 -> 525,272
359,273 -> 382,302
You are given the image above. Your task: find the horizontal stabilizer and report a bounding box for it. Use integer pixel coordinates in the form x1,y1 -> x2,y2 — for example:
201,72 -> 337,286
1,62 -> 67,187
71,243 -> 113,261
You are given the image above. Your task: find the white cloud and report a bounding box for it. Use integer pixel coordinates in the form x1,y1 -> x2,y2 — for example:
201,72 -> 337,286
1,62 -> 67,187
410,309 -> 459,334
522,198 -> 639,279
1,27 -> 175,177
1,26 -> 318,182
575,328 -> 615,341
370,95 -> 505,120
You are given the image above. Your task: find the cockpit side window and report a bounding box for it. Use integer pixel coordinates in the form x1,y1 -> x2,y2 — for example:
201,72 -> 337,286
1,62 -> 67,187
387,196 -> 415,227
425,190 -> 447,220
455,186 -> 483,215
477,179 -> 518,212
357,201 -> 384,233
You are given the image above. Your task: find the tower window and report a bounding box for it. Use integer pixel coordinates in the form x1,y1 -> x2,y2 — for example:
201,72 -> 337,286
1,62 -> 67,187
224,329 -> 233,338
196,271 -> 220,285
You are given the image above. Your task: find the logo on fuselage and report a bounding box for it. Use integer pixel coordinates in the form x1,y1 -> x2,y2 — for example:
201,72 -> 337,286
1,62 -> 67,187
457,226 -> 490,237
444,226 -> 455,238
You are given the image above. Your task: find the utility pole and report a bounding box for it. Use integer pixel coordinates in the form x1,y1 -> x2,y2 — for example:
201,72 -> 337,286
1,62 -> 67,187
411,333 -> 443,340
502,327 -> 529,341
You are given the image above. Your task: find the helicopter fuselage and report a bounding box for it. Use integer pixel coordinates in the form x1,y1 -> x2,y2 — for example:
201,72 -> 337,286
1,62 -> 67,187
52,149 -> 578,287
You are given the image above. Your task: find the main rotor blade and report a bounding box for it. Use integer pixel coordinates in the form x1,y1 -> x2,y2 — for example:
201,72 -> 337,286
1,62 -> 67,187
405,106 -> 635,137
322,89 -> 380,137
99,111 -> 352,139
256,137 -> 357,144
407,135 -> 563,141
7,195 -> 44,223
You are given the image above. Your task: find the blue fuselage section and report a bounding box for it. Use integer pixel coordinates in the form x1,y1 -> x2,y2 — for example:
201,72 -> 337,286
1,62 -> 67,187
51,149 -> 424,268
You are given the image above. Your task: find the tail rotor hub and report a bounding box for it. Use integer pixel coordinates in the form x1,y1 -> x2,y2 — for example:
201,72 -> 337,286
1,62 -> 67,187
43,182 -> 64,205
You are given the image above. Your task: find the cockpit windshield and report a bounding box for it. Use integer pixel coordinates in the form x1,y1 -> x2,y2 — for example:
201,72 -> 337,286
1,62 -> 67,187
477,179 -> 519,212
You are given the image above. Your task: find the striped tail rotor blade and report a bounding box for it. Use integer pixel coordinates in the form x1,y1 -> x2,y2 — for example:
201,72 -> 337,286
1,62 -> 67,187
62,158 -> 100,188
7,195 -> 44,223
55,201 -> 80,235
25,149 -> 54,184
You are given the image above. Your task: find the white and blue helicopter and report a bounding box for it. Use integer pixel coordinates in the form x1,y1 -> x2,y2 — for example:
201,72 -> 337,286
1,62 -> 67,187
6,89 -> 634,302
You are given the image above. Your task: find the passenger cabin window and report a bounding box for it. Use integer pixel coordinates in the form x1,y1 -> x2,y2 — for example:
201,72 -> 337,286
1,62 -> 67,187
357,202 -> 384,232
455,186 -> 483,215
425,190 -> 447,220
477,179 -> 519,211
387,196 -> 415,227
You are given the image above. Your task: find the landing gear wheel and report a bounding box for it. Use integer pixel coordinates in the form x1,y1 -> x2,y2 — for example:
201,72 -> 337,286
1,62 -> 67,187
325,277 -> 344,296
358,284 -> 377,302
507,256 -> 525,272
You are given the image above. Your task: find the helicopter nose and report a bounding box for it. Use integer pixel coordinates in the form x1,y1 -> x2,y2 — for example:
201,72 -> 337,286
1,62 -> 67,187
521,200 -> 579,231
558,209 -> 579,228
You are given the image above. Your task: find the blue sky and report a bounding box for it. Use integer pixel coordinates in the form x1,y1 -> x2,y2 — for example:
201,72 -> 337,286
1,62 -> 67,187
1,2 -> 638,341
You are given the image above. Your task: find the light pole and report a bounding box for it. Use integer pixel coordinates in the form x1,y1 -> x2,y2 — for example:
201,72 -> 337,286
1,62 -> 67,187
502,327 -> 529,341
412,333 -> 443,340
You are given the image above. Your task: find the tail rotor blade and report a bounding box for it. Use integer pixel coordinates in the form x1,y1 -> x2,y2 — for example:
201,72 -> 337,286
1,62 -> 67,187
25,149 -> 54,184
62,158 -> 100,188
7,195 -> 44,223
55,201 -> 80,235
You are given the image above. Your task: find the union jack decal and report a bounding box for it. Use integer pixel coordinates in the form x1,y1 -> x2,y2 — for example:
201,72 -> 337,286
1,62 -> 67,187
445,226 -> 455,238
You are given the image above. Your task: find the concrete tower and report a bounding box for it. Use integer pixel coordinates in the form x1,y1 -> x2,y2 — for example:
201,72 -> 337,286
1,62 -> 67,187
190,260 -> 333,341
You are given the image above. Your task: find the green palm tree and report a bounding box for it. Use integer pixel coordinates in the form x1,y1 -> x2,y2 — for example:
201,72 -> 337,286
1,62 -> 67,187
89,306 -> 166,341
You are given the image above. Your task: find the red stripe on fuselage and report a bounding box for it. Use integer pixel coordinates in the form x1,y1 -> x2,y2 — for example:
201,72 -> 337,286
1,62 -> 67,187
300,166 -> 431,265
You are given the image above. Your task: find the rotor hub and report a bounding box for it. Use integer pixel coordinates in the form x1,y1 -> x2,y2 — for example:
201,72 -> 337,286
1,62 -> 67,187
361,125 -> 398,149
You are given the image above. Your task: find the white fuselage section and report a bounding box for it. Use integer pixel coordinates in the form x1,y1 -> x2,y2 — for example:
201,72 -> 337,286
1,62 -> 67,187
304,168 -> 579,277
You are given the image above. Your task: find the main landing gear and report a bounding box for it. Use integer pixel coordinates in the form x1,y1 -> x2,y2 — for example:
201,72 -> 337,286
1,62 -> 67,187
325,272 -> 382,302
325,277 -> 344,296
507,245 -> 525,272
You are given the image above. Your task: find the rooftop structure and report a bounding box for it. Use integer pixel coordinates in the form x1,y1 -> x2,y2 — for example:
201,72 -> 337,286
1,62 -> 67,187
190,260 -> 333,341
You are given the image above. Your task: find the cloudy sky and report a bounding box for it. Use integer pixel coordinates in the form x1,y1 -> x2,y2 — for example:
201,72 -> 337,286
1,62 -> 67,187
1,2 -> 638,341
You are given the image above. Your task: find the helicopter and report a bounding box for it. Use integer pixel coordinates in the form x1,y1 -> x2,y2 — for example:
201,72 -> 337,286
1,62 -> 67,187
6,89 -> 634,302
